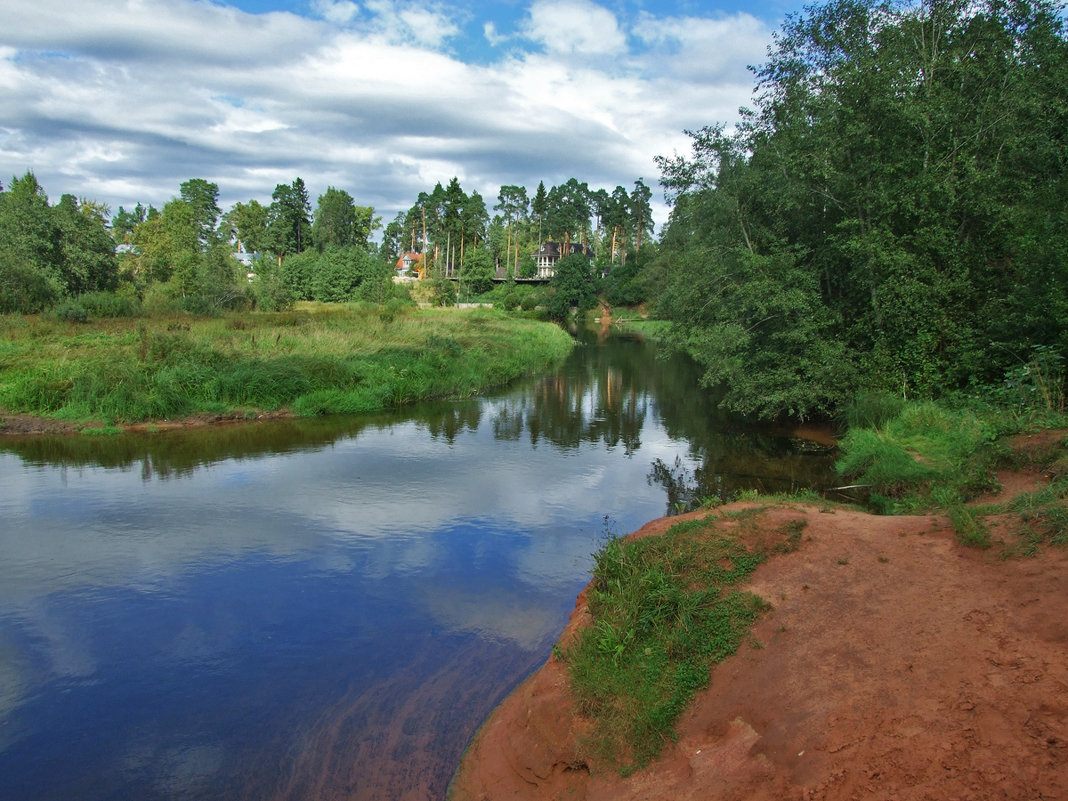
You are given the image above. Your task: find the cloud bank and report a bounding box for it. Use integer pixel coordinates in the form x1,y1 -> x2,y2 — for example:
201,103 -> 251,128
0,0 -> 777,227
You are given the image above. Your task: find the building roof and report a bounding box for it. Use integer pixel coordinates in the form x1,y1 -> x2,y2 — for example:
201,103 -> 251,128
395,252 -> 422,270
531,241 -> 593,259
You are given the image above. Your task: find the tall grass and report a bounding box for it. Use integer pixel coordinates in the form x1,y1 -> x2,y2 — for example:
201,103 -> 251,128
0,305 -> 574,424
836,401 -> 1002,515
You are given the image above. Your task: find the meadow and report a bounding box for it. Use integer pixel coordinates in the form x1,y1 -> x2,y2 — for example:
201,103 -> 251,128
0,302 -> 575,426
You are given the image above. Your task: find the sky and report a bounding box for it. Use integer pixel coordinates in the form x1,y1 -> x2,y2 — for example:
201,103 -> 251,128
0,0 -> 808,230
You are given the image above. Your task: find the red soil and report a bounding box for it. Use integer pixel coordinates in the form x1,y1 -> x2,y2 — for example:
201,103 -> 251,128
449,471 -> 1068,801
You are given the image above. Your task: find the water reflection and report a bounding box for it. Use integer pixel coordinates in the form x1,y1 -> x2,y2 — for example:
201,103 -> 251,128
0,329 -> 837,801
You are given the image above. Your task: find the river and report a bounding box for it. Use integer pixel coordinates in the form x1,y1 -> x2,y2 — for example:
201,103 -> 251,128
0,329 -> 836,800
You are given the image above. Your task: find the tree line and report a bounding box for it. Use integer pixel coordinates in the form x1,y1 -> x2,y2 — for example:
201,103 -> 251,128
648,0 -> 1068,419
380,176 -> 655,278
0,168 -> 655,314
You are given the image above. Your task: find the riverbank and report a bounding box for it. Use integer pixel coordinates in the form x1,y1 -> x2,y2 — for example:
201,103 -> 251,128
449,445 -> 1068,801
0,304 -> 574,431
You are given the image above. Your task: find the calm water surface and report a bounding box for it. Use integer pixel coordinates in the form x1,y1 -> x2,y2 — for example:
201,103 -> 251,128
0,331 -> 836,800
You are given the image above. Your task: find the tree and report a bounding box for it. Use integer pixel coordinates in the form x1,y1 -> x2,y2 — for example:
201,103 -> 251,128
352,205 -> 381,251
629,179 -> 653,253
653,0 -> 1068,417
532,181 -> 548,243
312,187 -> 358,251
546,252 -> 597,320
496,185 -> 529,278
53,194 -> 118,295
179,178 -> 221,248
267,178 -> 312,263
225,199 -> 269,254
461,246 -> 495,296
379,211 -> 408,264
112,204 -> 148,244
0,173 -> 62,312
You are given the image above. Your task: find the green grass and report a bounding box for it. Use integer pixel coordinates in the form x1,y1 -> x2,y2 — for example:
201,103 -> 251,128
1005,477 -> 1068,555
0,304 -> 574,425
558,512 -> 805,773
837,396 -> 1068,550
836,401 -> 1003,516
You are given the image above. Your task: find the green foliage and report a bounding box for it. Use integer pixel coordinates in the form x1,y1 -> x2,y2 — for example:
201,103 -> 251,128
0,173 -> 117,312
840,391 -> 906,431
499,287 -> 520,311
560,515 -> 785,771
461,247 -> 495,296
0,257 -> 60,314
1005,478 -> 1068,555
310,248 -> 363,303
941,498 -> 991,549
546,253 -> 597,320
51,300 -> 88,323
654,0 -> 1068,418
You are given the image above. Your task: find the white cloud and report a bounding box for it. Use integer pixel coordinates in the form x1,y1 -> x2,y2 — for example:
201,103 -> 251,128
636,11 -> 771,82
521,0 -> 626,57
314,0 -> 362,25
483,20 -> 508,47
0,0 -> 775,226
362,0 -> 462,48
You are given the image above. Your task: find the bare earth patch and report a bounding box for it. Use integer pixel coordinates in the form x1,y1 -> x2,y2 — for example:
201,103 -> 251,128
450,487 -> 1068,801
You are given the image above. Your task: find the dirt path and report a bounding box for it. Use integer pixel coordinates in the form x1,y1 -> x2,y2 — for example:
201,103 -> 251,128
449,485 -> 1068,800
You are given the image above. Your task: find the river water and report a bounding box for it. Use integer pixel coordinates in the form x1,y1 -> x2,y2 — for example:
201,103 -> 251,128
0,330 -> 836,800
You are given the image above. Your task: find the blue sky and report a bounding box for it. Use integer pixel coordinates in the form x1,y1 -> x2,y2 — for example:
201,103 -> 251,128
0,0 -> 809,228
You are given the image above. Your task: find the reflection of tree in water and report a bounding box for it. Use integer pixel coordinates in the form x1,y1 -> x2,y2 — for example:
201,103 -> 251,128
637,336 -> 840,511
1,332 -> 838,500
490,335 -> 650,453
648,456 -> 702,516
421,401 -> 481,444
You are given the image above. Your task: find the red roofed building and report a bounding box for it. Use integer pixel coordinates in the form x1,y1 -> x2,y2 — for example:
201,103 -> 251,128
394,252 -> 423,279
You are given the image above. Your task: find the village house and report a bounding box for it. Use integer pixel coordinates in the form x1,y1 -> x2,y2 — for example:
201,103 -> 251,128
394,252 -> 423,280
531,242 -> 593,279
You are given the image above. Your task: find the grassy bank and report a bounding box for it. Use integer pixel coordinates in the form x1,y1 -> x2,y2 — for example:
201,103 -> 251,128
835,392 -> 1068,550
0,303 -> 574,426
559,511 -> 806,773
559,391 -> 1068,775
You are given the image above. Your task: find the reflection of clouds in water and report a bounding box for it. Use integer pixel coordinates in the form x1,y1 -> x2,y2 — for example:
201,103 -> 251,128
0,414 -> 697,603
422,587 -> 562,652
24,601 -> 97,680
0,381 -> 705,762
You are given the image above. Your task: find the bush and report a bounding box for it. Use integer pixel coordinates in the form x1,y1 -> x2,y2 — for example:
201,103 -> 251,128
379,297 -> 413,323
0,259 -> 60,313
253,272 -> 295,312
500,288 -> 520,311
546,253 -> 597,320
77,291 -> 140,318
52,300 -> 88,323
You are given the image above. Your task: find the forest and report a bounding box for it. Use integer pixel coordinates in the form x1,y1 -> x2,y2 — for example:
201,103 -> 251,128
1,0 -> 1065,423
651,0 -> 1068,419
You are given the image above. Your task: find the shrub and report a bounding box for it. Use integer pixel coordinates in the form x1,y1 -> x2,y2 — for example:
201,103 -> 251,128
52,300 -> 88,323
77,291 -> 140,318
500,288 -> 520,311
